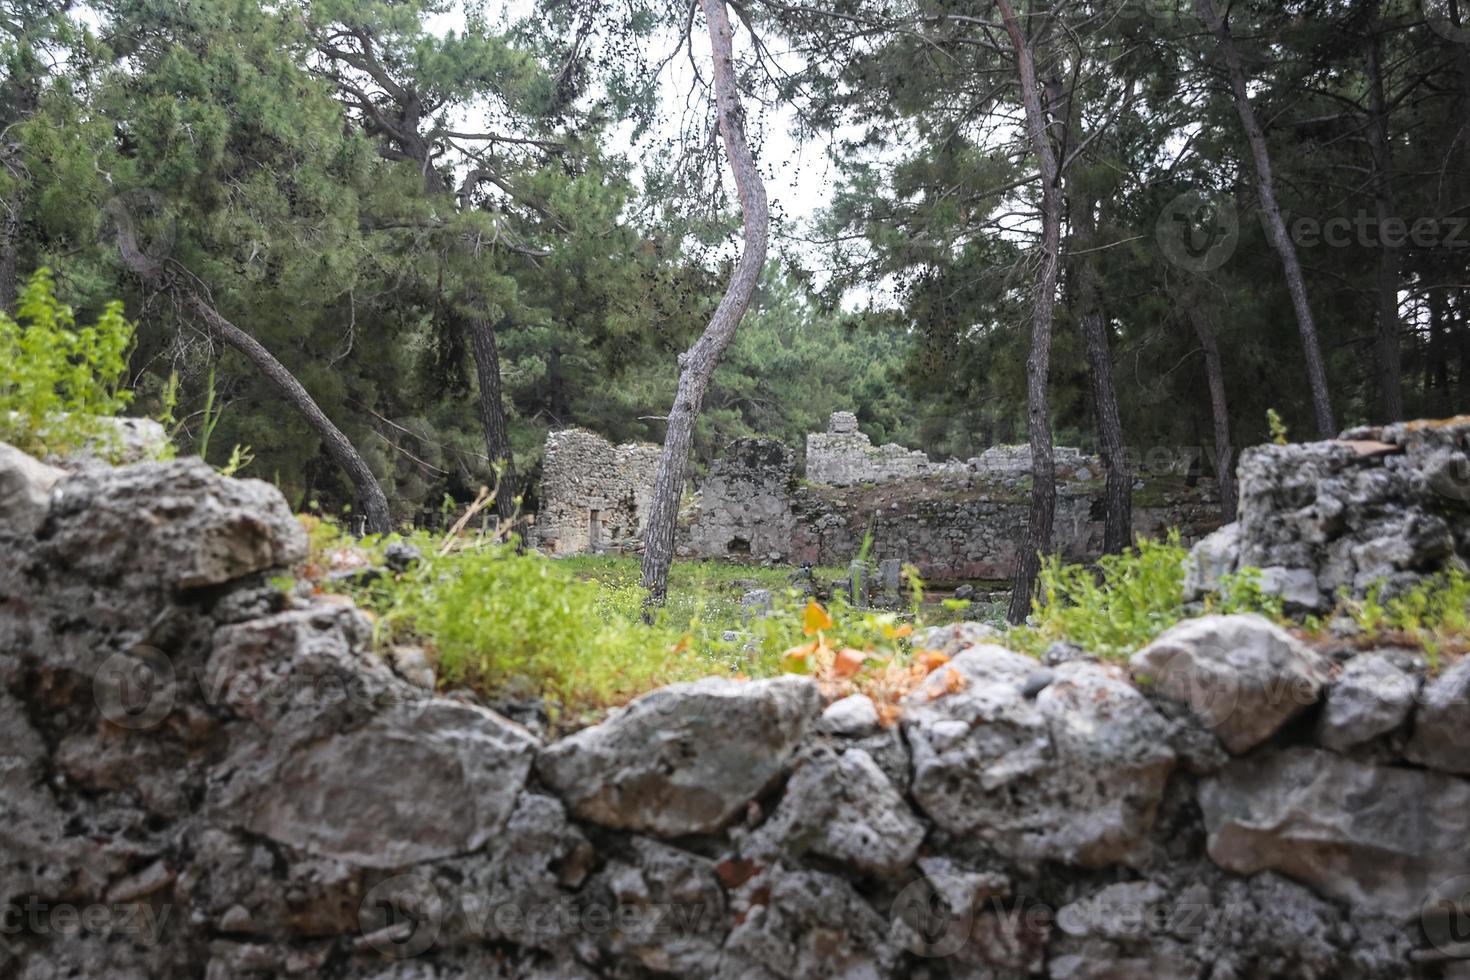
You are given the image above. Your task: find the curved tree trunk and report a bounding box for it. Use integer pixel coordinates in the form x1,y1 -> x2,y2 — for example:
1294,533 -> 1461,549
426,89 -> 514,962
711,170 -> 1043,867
1196,0 -> 1335,438
640,0 -> 769,607
1072,197 -> 1130,554
468,311 -> 518,521
1364,4 -> 1403,422
181,292 -> 392,534
0,157 -> 23,314
999,0 -> 1060,625
1186,305 -> 1237,521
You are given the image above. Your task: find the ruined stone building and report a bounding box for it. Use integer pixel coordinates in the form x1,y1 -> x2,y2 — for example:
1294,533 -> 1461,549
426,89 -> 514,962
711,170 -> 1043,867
532,429 -> 661,555
536,413 -> 1223,581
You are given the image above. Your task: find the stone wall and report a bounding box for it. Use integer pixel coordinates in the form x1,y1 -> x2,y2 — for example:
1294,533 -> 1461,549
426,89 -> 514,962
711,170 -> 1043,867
806,410 -> 1099,487
533,428 -> 662,555
1,441 -> 1463,978
690,427 -> 1220,581
547,413 -> 1221,574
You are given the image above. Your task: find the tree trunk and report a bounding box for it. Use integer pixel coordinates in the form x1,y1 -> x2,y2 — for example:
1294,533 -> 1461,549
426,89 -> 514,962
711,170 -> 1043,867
1071,197 -> 1130,553
0,167 -> 21,313
182,291 -> 392,534
1196,0 -> 1335,438
110,206 -> 392,534
468,311 -> 518,521
1186,305 -> 1237,521
998,0 -> 1059,625
1364,5 -> 1404,422
640,0 -> 769,607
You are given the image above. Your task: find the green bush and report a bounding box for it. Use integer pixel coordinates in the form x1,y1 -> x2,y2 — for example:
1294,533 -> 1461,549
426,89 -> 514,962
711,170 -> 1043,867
1341,570 -> 1470,666
0,269 -> 135,458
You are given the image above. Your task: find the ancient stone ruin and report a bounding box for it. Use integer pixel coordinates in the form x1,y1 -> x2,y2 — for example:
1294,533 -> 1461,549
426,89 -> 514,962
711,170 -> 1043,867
539,412 -> 1223,581
4,425 -> 1470,977
532,428 -> 661,556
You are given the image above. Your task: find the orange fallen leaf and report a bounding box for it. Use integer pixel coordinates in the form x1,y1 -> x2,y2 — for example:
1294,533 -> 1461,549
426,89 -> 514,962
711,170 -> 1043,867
716,858 -> 760,889
916,649 -> 951,674
877,703 -> 902,728
833,647 -> 867,679
803,599 -> 834,635
892,623 -> 913,638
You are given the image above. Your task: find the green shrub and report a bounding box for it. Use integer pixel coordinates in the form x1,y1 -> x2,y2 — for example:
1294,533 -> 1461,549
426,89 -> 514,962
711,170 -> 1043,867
1010,532 -> 1191,660
0,269 -> 135,458
1342,570 -> 1470,666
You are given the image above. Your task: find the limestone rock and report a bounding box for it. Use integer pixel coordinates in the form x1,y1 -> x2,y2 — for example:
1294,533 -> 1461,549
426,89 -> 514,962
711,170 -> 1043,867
1316,652 -> 1417,751
45,457 -> 306,593
0,442 -> 64,536
1181,521 -> 1240,600
744,746 -> 924,878
537,676 -> 820,837
1403,656 -> 1470,774
718,866 -> 897,979
1199,746 -> 1470,919
904,647 -> 1174,868
818,693 -> 881,737
914,620 -> 1000,656
234,699 -> 539,868
1131,614 -> 1328,754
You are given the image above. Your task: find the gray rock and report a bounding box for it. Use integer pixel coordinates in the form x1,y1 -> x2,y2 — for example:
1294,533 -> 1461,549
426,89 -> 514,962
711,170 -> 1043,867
233,699 -> 538,868
1199,746 -> 1470,919
915,856 -> 1010,919
0,442 -> 64,536
819,693 -> 881,737
1131,614 -> 1329,754
537,676 -> 820,837
579,836 -> 725,975
913,620 -> 999,656
904,648 -> 1174,868
1403,656 -> 1470,774
744,746 -> 924,878
45,457 -> 306,593
383,540 -> 422,572
718,866 -> 896,979
1316,652 -> 1417,751
1181,521 -> 1240,600
1257,565 -> 1323,610
386,645 -> 436,691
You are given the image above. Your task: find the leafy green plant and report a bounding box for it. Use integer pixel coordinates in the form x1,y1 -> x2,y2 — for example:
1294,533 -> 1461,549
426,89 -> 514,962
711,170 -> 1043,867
1209,566 -> 1285,619
1267,408 -> 1289,446
1341,571 -> 1470,666
0,268 -> 135,458
1010,532 -> 1191,660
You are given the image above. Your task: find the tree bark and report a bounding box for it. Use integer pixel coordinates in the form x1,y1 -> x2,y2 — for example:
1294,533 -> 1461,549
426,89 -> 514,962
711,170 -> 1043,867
1196,0 -> 1335,438
998,0 -> 1059,625
1071,196 -> 1130,553
1364,4 -> 1404,422
0,188 -> 19,314
181,291 -> 392,534
1185,304 -> 1237,521
468,311 -> 518,520
640,0 -> 769,607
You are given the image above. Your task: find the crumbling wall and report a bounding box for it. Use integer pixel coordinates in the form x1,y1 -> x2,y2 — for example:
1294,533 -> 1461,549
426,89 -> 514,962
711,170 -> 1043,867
686,438 -> 797,562
806,411 -> 1098,487
533,428 -> 661,555
0,440 -> 1460,979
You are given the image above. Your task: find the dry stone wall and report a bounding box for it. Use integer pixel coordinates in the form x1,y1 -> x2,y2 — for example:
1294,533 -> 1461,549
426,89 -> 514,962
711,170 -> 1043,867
2,438 -> 1469,978
532,428 -> 661,555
